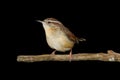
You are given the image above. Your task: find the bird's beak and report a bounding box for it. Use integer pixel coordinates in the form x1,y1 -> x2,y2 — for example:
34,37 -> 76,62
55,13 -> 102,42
36,20 -> 43,23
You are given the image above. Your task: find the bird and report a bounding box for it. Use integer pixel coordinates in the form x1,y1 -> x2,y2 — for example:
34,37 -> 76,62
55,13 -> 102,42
37,18 -> 86,61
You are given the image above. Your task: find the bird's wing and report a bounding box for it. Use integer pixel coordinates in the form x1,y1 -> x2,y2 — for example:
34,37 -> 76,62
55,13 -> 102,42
60,24 -> 79,43
51,21 -> 82,43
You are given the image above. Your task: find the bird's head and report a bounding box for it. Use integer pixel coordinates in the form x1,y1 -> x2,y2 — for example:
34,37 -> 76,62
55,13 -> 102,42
36,18 -> 63,29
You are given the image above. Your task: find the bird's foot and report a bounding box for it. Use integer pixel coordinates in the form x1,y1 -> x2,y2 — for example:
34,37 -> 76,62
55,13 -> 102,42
51,50 -> 56,55
69,49 -> 72,62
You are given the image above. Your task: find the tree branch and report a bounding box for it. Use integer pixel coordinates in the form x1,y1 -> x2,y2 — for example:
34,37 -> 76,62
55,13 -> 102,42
17,50 -> 120,62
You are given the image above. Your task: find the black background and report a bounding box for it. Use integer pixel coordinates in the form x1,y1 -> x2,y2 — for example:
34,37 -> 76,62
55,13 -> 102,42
15,1 -> 120,78
15,1 -> 120,66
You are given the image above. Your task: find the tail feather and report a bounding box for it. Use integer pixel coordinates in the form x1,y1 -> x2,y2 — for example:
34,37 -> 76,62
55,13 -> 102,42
76,37 -> 86,44
79,38 -> 86,42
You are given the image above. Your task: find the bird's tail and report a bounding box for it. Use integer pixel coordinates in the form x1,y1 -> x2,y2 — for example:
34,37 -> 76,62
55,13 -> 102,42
79,38 -> 86,42
76,37 -> 86,44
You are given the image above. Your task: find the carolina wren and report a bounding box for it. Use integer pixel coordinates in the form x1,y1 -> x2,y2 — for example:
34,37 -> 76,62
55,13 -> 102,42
37,18 -> 86,61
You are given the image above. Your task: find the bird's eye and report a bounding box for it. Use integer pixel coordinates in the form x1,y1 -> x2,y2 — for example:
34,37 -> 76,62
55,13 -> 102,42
47,21 -> 51,23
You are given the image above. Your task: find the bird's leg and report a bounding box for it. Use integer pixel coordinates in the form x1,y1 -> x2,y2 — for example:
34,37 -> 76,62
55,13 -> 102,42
51,50 -> 56,55
69,49 -> 72,62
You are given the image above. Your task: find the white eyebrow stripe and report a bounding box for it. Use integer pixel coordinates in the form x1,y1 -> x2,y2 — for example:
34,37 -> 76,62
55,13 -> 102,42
48,20 -> 61,24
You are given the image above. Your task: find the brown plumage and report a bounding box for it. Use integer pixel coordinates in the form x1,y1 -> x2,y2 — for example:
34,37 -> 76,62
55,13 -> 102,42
37,18 -> 86,61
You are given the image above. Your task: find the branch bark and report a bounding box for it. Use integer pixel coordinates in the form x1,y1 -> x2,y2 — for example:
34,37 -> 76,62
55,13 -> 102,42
17,50 -> 120,62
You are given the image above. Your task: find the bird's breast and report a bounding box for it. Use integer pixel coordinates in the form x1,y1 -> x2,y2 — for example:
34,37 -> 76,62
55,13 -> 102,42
45,29 -> 74,52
